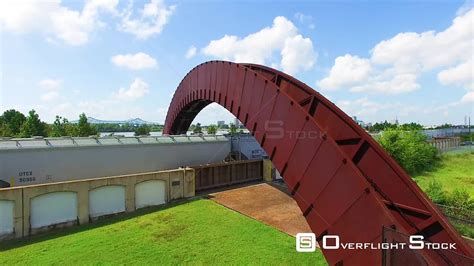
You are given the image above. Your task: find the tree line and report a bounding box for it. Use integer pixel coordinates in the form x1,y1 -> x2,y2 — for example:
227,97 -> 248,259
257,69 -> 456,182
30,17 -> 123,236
190,122 -> 242,135
367,121 -> 423,132
0,109 -> 98,138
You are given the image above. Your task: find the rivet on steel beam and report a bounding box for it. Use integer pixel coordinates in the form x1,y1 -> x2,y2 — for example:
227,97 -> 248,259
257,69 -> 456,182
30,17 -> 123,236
290,101 -> 294,106
305,116 -> 309,121
264,80 -> 268,83
342,158 -> 347,164
322,134 -> 327,140
365,188 -> 370,194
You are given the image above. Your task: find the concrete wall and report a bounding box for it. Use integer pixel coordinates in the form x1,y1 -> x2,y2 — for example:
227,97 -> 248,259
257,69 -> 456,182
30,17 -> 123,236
428,137 -> 461,151
0,167 -> 195,240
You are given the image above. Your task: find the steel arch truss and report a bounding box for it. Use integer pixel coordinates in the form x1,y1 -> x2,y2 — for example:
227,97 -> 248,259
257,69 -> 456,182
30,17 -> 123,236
164,61 -> 473,265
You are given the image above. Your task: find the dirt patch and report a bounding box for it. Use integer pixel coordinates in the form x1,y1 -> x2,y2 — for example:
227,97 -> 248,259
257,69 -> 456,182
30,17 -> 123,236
209,183 -> 311,237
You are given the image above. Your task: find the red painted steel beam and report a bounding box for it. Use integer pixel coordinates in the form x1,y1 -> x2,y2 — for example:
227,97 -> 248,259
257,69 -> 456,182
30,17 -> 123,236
164,61 -> 473,265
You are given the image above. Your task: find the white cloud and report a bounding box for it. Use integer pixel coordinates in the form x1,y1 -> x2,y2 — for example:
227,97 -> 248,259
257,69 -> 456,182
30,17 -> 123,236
185,45 -> 197,59
461,91 -> 474,103
337,97 -> 398,118
350,69 -> 420,94
38,78 -> 62,101
317,9 -> 474,96
281,35 -> 316,74
41,91 -> 60,101
119,0 -> 176,39
317,54 -> 372,90
114,78 -> 150,101
202,16 -> 317,75
0,0 -> 119,45
294,12 -> 315,29
0,0 -> 176,45
437,59 -> 473,90
192,102 -> 235,125
111,52 -> 157,70
457,0 -> 474,16
39,79 -> 62,90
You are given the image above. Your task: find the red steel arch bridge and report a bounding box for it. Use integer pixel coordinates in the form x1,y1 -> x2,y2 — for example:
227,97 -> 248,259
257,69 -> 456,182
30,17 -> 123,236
163,61 -> 473,265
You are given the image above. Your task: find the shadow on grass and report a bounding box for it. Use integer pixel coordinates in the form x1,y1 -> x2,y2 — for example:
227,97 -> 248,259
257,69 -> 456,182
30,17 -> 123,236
0,197 -> 202,252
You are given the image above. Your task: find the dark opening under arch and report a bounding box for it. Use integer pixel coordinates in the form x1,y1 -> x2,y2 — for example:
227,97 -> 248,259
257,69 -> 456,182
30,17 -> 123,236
164,61 -> 473,265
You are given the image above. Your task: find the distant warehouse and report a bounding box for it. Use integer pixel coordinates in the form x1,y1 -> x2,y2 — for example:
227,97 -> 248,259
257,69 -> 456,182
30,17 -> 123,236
0,135 -> 231,187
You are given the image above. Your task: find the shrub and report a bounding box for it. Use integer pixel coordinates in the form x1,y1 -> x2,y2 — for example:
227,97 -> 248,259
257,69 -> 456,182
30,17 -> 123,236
445,189 -> 474,219
378,129 -> 438,175
134,124 -> 151,136
425,180 -> 447,204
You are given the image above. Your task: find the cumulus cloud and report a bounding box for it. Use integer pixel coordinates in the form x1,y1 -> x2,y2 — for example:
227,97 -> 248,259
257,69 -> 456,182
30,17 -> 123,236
317,55 -> 372,90
111,52 -> 157,70
185,45 -> 197,59
461,91 -> 474,103
0,0 -> 119,45
317,9 -> 474,96
337,97 -> 398,118
202,16 -> 317,75
115,78 -> 150,101
38,79 -> 62,101
437,59 -> 473,90
119,0 -> 176,39
0,0 -> 176,45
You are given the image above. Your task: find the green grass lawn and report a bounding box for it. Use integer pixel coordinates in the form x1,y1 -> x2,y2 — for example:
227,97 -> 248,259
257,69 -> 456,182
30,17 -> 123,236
412,152 -> 474,238
0,199 -> 326,265
413,152 -> 474,197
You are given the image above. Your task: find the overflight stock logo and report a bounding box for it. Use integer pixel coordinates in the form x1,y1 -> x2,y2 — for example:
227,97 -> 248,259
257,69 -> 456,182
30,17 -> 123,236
296,233 -> 457,253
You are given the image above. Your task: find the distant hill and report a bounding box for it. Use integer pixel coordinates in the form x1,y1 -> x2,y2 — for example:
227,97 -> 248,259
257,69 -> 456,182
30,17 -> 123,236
72,117 -> 156,125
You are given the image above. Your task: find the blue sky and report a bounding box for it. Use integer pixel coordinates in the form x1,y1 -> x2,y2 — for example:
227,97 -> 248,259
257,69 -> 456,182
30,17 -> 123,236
0,0 -> 473,126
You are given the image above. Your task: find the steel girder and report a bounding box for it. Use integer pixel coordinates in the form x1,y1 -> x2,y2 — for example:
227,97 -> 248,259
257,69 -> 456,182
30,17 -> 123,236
163,61 -> 473,265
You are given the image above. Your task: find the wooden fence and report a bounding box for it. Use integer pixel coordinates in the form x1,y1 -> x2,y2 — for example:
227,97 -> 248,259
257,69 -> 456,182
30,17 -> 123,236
193,160 -> 263,192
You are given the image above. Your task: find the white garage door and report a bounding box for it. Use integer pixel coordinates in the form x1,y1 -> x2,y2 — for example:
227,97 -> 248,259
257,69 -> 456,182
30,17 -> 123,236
31,192 -> 77,229
89,185 -> 125,218
135,180 -> 166,209
0,200 -> 14,235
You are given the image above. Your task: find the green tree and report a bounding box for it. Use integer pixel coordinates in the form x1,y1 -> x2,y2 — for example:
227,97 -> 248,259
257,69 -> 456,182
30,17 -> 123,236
77,113 -> 97,137
134,124 -> 151,136
378,128 -> 438,175
0,109 -> 26,136
399,122 -> 423,131
229,123 -> 237,135
193,123 -> 202,134
50,116 -> 69,137
65,122 -> 79,136
0,122 -> 13,137
436,123 -> 453,129
19,110 -> 47,137
207,124 -> 217,135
